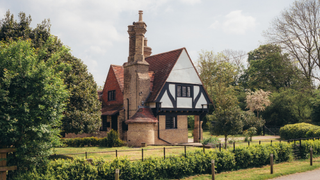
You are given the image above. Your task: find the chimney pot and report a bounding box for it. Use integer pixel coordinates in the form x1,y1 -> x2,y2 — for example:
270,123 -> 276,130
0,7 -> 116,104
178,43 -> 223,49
139,10 -> 143,22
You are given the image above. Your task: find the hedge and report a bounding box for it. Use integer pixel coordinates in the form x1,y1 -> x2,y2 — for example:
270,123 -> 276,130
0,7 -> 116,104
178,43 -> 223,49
279,123 -> 320,140
13,142 -> 293,180
60,130 -> 125,147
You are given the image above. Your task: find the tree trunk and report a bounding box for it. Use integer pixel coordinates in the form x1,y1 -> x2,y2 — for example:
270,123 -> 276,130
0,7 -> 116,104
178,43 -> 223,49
225,135 -> 227,149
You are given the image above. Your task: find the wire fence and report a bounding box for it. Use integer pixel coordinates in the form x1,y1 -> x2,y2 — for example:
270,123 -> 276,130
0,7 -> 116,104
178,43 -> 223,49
51,136 -> 320,162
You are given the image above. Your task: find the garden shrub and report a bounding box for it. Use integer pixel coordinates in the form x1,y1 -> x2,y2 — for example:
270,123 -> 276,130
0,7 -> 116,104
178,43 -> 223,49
60,130 -> 125,148
14,141 -> 295,179
295,139 -> 320,158
279,123 -> 320,140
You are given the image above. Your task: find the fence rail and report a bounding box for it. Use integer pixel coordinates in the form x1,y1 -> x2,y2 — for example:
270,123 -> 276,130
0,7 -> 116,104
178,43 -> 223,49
51,136 -> 320,162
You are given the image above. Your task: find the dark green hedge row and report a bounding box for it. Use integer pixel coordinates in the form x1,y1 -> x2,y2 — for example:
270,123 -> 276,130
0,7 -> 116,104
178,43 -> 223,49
13,142 -> 292,180
279,123 -> 320,140
60,130 -> 125,147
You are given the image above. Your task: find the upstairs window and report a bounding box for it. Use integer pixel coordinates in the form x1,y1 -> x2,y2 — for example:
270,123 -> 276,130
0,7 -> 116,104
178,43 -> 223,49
177,85 -> 191,97
166,116 -> 177,129
108,90 -> 116,101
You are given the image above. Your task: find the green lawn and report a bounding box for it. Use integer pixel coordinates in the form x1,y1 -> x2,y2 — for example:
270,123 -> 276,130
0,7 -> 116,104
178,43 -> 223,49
182,157 -> 320,180
52,145 -> 202,161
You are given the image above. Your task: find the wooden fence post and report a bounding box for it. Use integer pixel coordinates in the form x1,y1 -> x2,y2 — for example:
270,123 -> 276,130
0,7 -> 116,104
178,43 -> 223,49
248,141 -> 250,146
85,152 -> 87,159
116,150 -> 117,158
115,169 -> 119,180
270,154 -> 273,174
259,140 -> 261,145
203,145 -> 205,153
211,160 -> 215,180
0,148 -> 17,180
164,147 -> 165,159
219,143 -> 221,151
233,142 -> 235,152
142,149 -> 144,161
184,146 -> 187,158
310,147 -> 313,166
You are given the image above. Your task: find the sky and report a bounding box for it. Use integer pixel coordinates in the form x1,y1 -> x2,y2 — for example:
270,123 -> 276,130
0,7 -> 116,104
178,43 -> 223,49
0,0 -> 297,86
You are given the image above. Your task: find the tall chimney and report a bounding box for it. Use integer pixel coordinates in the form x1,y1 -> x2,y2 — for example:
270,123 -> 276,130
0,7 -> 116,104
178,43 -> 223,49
144,38 -> 152,58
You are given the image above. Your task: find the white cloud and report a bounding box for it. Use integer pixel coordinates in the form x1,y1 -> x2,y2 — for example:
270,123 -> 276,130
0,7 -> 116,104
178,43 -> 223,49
179,0 -> 201,5
209,20 -> 220,29
222,10 -> 256,34
209,10 -> 256,34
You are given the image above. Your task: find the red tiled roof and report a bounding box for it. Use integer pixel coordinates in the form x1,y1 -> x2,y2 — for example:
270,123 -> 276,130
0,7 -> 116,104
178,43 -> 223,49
126,107 -> 157,124
146,48 -> 184,102
101,104 -> 123,115
112,65 -> 124,92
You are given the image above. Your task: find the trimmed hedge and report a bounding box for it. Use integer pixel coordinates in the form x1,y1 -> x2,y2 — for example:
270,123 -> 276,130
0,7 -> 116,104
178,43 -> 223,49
13,142 -> 293,180
296,139 -> 320,158
279,123 -> 320,140
61,130 -> 125,147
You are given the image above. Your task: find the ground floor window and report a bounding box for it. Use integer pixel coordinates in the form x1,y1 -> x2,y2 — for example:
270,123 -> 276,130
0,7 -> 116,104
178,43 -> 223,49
101,115 -> 110,131
166,115 -> 177,129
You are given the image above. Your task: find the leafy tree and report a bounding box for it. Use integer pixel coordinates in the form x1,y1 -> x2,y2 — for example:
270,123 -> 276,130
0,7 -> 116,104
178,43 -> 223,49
198,50 -> 243,148
245,44 -> 305,92
310,90 -> 320,124
262,88 -> 312,126
0,11 -> 101,134
0,39 -> 68,170
211,106 -> 243,148
264,0 -> 320,83
246,89 -> 271,118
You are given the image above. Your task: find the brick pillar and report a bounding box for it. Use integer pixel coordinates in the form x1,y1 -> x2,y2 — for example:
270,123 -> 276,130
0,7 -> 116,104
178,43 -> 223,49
193,115 -> 200,142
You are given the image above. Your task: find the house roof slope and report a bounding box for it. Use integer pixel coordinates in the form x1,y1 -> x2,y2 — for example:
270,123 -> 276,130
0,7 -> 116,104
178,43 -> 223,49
111,65 -> 124,92
126,107 -> 157,123
145,48 -> 184,102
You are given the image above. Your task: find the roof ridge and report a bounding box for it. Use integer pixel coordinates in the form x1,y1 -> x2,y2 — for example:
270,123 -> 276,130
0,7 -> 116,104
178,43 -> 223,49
146,47 -> 185,58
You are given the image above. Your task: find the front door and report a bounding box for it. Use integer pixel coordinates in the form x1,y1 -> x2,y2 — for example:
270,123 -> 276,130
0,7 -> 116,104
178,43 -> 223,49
111,115 -> 118,131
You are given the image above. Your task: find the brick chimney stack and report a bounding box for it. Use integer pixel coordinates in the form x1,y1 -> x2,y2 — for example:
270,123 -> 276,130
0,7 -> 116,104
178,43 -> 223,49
124,10 -> 151,120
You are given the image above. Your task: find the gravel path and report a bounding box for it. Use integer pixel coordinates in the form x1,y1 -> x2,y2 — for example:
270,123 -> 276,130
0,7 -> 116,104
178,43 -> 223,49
269,168 -> 320,180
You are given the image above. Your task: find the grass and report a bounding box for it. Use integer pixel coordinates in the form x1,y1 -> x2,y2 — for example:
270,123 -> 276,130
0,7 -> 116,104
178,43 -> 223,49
182,157 -> 320,180
53,146 -> 202,161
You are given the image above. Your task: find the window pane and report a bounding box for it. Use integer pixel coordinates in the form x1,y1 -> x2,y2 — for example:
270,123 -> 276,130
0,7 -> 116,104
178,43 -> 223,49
187,87 -> 191,97
182,86 -> 187,97
177,86 -> 181,97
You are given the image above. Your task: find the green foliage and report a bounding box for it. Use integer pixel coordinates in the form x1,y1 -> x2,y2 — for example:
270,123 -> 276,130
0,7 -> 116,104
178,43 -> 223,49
0,10 -> 101,134
279,123 -> 320,140
298,139 -> 320,159
61,131 -> 125,147
311,90 -> 320,124
188,115 -> 194,129
245,44 -> 306,92
0,39 -> 68,170
262,88 -> 312,126
201,136 -> 220,146
13,142 -> 293,179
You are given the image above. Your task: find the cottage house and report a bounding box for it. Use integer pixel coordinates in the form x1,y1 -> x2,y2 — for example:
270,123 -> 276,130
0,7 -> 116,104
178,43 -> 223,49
99,10 -> 212,146
66,10 -> 212,146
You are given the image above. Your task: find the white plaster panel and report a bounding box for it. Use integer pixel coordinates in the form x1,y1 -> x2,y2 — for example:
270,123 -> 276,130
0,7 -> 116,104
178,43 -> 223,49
196,93 -> 207,108
194,86 -> 199,98
177,97 -> 192,108
160,90 -> 173,108
169,84 -> 175,99
166,49 -> 202,84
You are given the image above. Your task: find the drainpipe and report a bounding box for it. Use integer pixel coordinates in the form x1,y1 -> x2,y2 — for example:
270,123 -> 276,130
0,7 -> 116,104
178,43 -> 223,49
127,98 -> 129,120
156,102 -> 171,144
158,115 -> 171,144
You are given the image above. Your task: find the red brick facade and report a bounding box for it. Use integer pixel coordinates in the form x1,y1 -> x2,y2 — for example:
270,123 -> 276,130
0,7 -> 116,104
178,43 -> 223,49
102,65 -> 123,106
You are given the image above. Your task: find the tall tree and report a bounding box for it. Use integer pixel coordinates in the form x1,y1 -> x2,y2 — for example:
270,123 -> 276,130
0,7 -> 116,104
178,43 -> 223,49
198,50 -> 243,148
0,39 -> 68,170
264,0 -> 320,83
245,44 -> 305,92
0,11 -> 101,134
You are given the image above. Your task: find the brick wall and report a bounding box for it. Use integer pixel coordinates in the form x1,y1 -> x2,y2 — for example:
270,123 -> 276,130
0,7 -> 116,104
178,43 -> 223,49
102,66 -> 123,106
127,123 -> 155,146
154,115 -> 188,144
